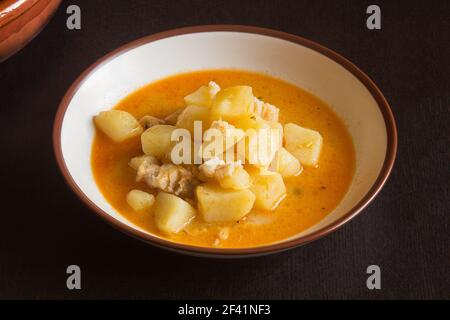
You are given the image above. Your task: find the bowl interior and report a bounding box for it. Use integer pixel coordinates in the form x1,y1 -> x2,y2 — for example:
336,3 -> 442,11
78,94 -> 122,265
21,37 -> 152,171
59,30 -> 388,247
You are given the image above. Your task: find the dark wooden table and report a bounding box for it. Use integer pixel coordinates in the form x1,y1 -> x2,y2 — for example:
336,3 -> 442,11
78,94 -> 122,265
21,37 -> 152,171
0,0 -> 448,299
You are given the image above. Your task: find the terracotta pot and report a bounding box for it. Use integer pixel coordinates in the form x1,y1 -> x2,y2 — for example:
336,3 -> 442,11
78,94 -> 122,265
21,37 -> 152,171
0,0 -> 61,62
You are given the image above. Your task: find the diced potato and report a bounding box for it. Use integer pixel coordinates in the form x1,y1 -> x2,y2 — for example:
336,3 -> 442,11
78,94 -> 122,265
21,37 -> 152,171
249,169 -> 286,210
270,147 -> 303,178
234,117 -> 259,131
268,121 -> 284,149
284,123 -> 323,167
184,81 -> 220,107
235,118 -> 283,145
237,119 -> 281,168
176,105 -> 210,136
170,137 -> 201,165
184,87 -> 211,107
210,86 -> 254,122
141,125 -> 177,159
196,184 -> 255,222
126,189 -> 155,212
94,110 -> 143,142
219,167 -> 251,190
153,192 -> 196,233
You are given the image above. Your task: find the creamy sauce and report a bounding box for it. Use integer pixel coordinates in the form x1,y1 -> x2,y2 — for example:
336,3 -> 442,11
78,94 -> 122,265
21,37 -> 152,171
91,70 -> 355,248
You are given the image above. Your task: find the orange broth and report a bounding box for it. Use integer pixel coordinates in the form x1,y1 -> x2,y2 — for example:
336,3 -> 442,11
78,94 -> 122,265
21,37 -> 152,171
91,70 -> 355,248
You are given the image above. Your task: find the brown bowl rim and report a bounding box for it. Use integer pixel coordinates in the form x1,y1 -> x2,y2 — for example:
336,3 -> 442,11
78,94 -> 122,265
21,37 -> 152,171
53,25 -> 397,257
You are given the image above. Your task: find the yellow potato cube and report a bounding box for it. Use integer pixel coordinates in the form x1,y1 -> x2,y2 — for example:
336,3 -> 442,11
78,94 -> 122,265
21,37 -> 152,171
235,118 -> 283,143
126,189 -> 155,212
176,105 -> 210,136
141,125 -> 177,159
249,169 -> 286,210
236,119 -> 281,168
153,192 -> 196,233
94,110 -> 143,142
234,116 -> 260,130
284,123 -> 323,167
196,184 -> 255,222
219,167 -> 251,190
268,121 -> 284,149
210,86 -> 254,122
271,147 -> 303,178
184,81 -> 220,108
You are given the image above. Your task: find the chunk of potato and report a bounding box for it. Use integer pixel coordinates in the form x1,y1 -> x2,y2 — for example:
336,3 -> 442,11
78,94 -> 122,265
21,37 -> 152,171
249,169 -> 286,210
196,184 -> 255,222
219,167 -> 251,190
94,110 -> 143,142
234,116 -> 261,131
210,86 -> 254,122
235,117 -> 283,146
184,81 -> 220,107
237,120 -> 281,168
126,189 -> 155,212
141,125 -> 177,159
271,147 -> 303,178
176,105 -> 210,136
268,121 -> 284,149
153,192 -> 196,233
284,123 -> 323,167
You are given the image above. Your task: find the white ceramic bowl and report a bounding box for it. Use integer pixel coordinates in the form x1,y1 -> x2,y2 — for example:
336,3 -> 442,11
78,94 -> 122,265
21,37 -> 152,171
53,26 -> 397,257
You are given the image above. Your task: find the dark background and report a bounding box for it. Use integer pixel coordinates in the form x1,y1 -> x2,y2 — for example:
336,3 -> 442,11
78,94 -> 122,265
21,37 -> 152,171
0,0 -> 448,299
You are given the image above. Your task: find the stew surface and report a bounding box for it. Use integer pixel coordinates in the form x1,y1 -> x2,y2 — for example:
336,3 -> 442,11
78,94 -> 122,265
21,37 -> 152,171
91,70 -> 355,248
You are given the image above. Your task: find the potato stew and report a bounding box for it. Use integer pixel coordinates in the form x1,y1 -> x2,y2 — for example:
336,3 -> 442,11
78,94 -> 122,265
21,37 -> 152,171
92,70 -> 355,248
